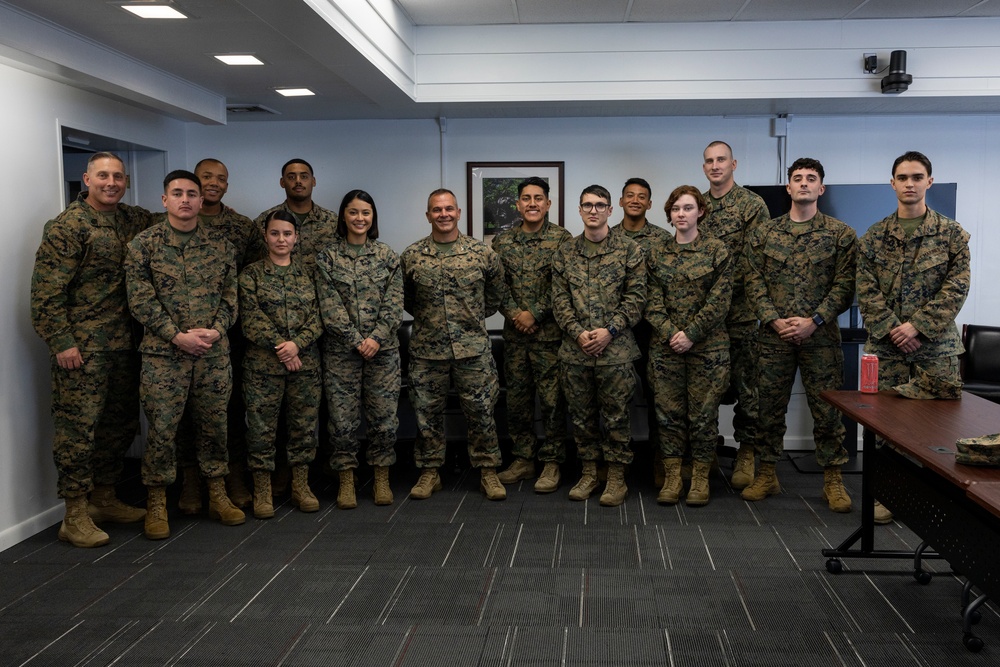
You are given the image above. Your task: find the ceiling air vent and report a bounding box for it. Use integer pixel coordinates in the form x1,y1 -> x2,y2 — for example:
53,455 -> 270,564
226,104 -> 280,115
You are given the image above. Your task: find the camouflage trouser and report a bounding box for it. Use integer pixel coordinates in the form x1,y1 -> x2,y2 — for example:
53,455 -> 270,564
244,366 -> 321,471
876,354 -> 961,391
728,326 -> 759,448
648,344 -> 729,463
324,347 -> 400,470
757,340 -> 848,466
50,351 -> 139,499
140,354 -> 231,486
504,339 -> 567,463
562,362 -> 635,464
409,353 -> 501,470
176,329 -> 246,469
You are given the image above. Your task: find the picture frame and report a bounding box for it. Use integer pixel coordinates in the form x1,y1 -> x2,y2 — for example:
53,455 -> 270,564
466,161 -> 564,244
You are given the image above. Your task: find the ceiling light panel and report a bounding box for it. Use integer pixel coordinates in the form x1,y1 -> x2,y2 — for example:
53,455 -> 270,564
214,54 -> 264,66
275,88 -> 315,97
120,4 -> 188,20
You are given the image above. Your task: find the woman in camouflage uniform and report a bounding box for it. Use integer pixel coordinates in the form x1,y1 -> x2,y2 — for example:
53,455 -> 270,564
316,190 -> 403,508
645,185 -> 733,507
239,210 -> 324,518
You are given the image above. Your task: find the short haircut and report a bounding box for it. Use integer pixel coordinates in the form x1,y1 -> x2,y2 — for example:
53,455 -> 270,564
580,184 -> 611,204
892,150 -> 932,177
664,185 -> 708,223
336,189 -> 380,240
704,140 -> 734,157
87,151 -> 125,169
621,177 -> 651,198
426,188 -> 457,210
518,176 -> 549,198
163,169 -> 201,193
264,209 -> 298,231
787,157 -> 825,182
194,157 -> 226,173
281,159 -> 314,177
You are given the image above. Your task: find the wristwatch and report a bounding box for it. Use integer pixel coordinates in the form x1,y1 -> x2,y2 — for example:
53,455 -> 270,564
607,325 -> 620,339
811,314 -> 825,327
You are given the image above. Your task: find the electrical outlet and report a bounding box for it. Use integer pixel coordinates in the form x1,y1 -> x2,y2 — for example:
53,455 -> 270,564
863,53 -> 878,73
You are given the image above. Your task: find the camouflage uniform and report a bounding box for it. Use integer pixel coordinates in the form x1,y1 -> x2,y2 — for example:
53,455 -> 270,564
492,221 -> 572,463
401,234 -> 506,469
551,233 -> 646,464
155,206 -> 261,471
701,184 -> 770,448
745,212 -> 857,466
644,234 -> 732,463
125,222 -> 238,486
316,237 -> 403,470
30,195 -> 152,498
610,221 -> 674,446
254,202 -> 338,266
239,257 -> 324,471
857,209 -> 970,390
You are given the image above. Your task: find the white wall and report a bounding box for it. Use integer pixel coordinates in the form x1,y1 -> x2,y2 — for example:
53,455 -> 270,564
0,61 -> 187,551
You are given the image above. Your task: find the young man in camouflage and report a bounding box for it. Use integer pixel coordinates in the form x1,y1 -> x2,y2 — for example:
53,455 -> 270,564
125,170 -> 244,539
173,158 -> 261,514
610,177 -> 672,485
401,189 -> 508,501
552,184 -> 646,506
743,158 -> 857,512
701,140 -> 770,489
857,150 -> 971,524
31,152 -> 151,548
254,159 -> 338,265
492,177 -> 572,492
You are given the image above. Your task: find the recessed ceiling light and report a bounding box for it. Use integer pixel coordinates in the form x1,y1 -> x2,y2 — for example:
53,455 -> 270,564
121,4 -> 188,20
214,55 -> 264,66
276,88 -> 315,97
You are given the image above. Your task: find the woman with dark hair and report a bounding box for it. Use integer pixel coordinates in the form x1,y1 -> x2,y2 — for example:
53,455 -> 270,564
316,190 -> 403,508
645,185 -> 733,507
239,210 -> 324,518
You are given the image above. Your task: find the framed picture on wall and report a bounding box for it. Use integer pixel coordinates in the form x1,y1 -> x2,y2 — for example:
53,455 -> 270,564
466,161 -> 564,245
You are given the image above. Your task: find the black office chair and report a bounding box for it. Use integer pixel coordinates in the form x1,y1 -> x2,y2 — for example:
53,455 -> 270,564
961,324 -> 1000,404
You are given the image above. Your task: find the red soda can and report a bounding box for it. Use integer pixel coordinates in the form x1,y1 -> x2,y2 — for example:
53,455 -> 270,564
861,354 -> 879,393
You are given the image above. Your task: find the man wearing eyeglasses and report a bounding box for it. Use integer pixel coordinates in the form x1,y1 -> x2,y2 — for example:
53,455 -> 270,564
552,185 -> 646,506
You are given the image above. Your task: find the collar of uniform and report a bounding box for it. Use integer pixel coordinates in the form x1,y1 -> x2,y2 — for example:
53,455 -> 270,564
337,235 -> 373,255
421,233 -> 472,255
263,257 -> 303,275
887,208 -> 940,241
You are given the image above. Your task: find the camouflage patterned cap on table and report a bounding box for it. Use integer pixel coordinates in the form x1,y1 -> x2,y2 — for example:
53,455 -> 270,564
893,366 -> 963,400
956,433 -> 1000,467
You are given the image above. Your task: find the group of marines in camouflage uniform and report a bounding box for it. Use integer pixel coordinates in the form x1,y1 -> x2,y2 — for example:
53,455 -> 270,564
31,143 -> 969,546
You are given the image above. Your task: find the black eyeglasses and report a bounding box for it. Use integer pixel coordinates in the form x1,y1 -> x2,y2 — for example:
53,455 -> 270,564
580,202 -> 609,212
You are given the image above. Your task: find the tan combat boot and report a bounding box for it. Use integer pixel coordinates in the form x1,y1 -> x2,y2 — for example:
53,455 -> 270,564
59,495 -> 110,548
568,461 -> 600,501
373,466 -> 393,505
730,444 -> 756,490
290,465 -> 319,512
337,470 -> 357,509
600,463 -> 628,506
822,466 -> 852,513
480,468 -> 507,501
686,460 -> 711,506
88,484 -> 146,523
741,462 -> 780,501
207,477 -> 246,525
534,462 -> 561,493
657,457 -> 683,505
497,458 -> 535,484
873,499 -> 894,525
252,471 -> 274,519
226,461 -> 252,508
177,465 -> 202,515
409,469 -> 442,499
144,485 -> 170,540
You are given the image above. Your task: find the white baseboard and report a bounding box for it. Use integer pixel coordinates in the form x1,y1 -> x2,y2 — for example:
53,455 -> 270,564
0,503 -> 62,553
